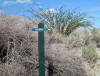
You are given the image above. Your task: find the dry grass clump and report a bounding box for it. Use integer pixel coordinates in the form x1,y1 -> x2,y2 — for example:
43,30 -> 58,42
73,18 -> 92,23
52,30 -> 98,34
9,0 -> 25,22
45,37 -> 88,76
0,14 -> 39,76
45,55 -> 87,76
0,64 -> 8,76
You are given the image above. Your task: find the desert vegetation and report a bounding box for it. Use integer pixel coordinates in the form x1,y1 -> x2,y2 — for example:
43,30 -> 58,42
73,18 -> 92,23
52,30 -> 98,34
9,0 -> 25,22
29,6 -> 92,36
0,6 -> 100,76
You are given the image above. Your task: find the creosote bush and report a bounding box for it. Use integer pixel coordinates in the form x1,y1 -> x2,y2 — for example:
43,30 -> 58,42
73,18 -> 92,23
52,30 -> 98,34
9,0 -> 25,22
82,44 -> 97,64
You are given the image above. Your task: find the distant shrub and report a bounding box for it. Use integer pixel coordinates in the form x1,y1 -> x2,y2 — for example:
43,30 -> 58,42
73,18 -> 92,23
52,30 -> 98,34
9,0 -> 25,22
83,29 -> 91,46
91,28 -> 97,39
82,45 -> 97,64
91,28 -> 100,47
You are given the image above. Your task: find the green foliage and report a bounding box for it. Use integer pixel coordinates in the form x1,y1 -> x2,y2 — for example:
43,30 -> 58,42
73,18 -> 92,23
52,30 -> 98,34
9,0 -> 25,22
82,45 -> 97,64
29,6 -> 92,36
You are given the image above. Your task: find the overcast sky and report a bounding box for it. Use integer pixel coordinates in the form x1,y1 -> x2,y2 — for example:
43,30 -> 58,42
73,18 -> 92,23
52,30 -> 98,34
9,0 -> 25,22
0,0 -> 100,27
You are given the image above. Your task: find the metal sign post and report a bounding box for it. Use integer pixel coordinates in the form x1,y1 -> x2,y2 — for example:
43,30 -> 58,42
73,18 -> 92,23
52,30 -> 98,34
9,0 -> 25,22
32,23 -> 51,76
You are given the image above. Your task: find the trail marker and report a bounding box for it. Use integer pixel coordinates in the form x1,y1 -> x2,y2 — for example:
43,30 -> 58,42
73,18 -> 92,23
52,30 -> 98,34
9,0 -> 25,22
32,23 -> 51,76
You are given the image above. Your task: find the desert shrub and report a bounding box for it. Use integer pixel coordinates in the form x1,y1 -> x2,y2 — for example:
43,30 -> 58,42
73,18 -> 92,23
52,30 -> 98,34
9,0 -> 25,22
91,28 -> 100,47
0,14 -> 39,76
91,28 -> 100,41
65,33 -> 84,48
45,55 -> 87,76
83,29 -> 92,46
29,5 -> 92,36
82,44 -> 97,64
45,41 -> 88,76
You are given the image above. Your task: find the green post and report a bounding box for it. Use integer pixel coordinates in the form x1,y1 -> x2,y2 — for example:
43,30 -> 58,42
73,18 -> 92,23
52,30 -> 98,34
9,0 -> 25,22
32,23 -> 51,76
38,23 -> 45,76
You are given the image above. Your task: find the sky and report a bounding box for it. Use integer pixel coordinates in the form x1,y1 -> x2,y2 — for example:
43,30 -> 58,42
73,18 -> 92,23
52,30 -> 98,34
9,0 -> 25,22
0,0 -> 100,28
